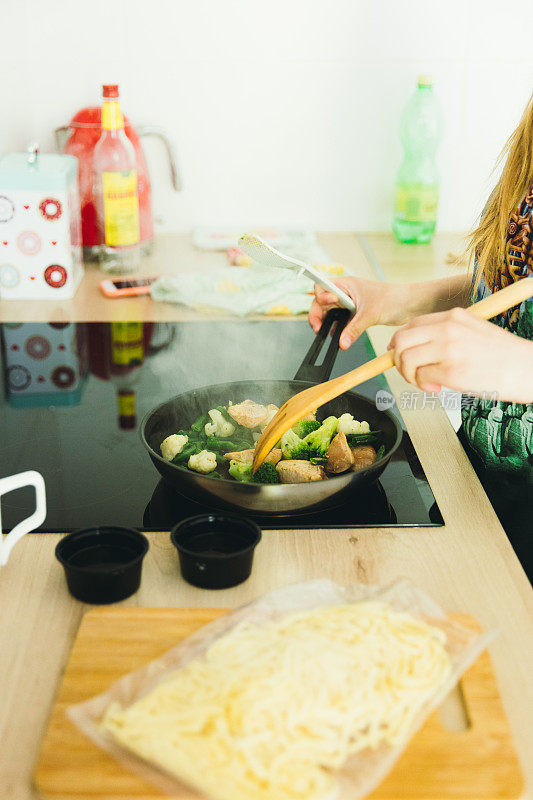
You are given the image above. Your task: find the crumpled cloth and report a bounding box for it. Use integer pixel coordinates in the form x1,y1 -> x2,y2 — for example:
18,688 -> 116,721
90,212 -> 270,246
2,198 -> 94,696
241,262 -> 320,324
150,266 -> 314,316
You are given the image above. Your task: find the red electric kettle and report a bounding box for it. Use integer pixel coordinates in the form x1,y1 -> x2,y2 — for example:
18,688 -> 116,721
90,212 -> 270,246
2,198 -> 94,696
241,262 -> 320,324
56,108 -> 180,258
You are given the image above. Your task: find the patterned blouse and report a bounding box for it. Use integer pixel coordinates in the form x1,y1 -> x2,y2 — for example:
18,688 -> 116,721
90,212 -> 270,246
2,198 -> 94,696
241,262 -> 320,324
462,187 -> 533,478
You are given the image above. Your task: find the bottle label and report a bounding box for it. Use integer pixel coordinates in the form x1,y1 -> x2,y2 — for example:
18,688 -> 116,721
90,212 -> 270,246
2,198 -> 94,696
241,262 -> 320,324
102,170 -> 140,247
117,389 -> 136,417
395,185 -> 438,222
101,100 -> 124,131
111,322 -> 144,365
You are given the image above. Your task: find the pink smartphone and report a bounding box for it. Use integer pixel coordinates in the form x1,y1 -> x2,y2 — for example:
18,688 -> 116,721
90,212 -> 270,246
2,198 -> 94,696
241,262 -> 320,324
99,277 -> 159,298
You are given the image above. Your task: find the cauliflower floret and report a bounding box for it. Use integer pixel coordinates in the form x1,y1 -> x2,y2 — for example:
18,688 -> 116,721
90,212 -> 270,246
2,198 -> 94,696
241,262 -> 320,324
337,413 -> 370,436
188,450 -> 218,474
160,434 -> 188,461
204,409 -> 236,437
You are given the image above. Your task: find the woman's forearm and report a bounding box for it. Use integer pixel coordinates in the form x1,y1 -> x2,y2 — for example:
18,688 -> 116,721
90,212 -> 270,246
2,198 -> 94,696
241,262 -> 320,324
309,272 -> 473,349
387,274 -> 471,326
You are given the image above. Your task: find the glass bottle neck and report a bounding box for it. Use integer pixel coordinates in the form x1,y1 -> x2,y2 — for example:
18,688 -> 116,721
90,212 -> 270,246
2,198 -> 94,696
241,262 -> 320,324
101,99 -> 124,131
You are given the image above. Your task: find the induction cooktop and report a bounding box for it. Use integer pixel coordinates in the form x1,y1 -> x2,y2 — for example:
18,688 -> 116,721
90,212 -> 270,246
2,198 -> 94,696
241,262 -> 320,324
0,320 -> 443,531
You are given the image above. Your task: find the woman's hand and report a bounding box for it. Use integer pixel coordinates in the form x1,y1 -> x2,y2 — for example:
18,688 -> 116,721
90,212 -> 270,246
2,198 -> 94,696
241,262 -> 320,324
308,277 -> 401,350
389,306 -> 533,402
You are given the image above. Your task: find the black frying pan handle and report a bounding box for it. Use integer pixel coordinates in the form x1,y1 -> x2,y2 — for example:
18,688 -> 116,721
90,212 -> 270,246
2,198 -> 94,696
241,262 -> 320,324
293,308 -> 351,383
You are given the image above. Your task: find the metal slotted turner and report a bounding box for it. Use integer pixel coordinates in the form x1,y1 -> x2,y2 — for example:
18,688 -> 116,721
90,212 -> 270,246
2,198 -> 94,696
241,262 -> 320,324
253,276 -> 533,471
239,233 -> 357,313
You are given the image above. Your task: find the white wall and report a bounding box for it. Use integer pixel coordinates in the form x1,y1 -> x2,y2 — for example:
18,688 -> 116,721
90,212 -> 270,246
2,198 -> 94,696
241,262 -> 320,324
1,0 -> 532,233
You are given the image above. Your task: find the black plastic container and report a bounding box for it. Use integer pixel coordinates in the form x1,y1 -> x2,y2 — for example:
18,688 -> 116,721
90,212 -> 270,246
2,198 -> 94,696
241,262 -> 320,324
55,526 -> 149,604
170,514 -> 261,589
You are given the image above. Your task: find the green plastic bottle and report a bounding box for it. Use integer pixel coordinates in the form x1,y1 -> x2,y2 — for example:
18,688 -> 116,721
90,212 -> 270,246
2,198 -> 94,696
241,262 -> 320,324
393,75 -> 443,244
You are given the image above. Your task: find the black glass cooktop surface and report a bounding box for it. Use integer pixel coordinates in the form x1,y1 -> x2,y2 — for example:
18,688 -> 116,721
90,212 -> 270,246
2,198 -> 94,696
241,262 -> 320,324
0,320 -> 442,531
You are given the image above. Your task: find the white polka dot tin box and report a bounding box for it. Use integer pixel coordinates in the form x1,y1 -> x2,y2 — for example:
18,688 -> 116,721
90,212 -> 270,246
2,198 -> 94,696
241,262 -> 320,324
0,150 -> 83,299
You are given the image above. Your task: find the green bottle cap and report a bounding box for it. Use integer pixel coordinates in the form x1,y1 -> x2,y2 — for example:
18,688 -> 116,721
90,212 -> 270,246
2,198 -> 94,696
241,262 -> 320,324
417,74 -> 434,88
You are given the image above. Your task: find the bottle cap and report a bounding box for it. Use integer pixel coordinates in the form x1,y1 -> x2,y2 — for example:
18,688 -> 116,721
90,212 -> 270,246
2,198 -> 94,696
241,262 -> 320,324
102,84 -> 119,98
417,74 -> 434,88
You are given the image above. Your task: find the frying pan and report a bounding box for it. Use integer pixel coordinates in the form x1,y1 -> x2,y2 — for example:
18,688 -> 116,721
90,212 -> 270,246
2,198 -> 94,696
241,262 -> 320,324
140,310 -> 403,515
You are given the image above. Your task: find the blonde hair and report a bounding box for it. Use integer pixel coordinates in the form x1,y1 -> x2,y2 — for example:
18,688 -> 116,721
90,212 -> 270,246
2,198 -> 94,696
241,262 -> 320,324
467,92 -> 533,288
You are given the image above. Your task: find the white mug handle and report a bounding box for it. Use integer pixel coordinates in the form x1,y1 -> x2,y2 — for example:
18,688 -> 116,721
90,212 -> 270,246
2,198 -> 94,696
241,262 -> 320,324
0,470 -> 46,566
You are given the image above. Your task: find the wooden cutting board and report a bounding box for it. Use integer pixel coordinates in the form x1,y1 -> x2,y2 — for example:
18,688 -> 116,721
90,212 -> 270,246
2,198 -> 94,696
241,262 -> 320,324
34,607 -> 523,800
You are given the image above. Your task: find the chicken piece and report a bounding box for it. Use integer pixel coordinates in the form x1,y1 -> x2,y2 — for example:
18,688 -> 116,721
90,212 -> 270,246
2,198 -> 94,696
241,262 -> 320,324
259,404 -> 279,431
228,399 -> 270,429
224,448 -> 282,466
326,431 -> 354,474
276,460 -> 327,483
224,448 -> 254,463
300,411 -> 316,421
350,445 -> 377,471
263,448 -> 282,466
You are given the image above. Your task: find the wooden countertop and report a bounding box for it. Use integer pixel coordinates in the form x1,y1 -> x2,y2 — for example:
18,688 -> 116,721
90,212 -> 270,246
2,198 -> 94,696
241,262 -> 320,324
1,233 -> 532,798
0,233 -> 321,323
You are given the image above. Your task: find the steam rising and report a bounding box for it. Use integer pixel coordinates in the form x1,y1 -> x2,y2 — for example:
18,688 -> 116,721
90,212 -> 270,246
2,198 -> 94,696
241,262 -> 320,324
145,319 -> 311,403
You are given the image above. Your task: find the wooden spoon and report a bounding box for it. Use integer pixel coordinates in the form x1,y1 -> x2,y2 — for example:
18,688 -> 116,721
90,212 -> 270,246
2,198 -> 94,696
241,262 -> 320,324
253,276 -> 533,472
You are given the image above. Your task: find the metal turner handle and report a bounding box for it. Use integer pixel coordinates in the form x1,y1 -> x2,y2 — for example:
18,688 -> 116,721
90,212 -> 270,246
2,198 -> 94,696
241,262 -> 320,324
239,233 -> 357,313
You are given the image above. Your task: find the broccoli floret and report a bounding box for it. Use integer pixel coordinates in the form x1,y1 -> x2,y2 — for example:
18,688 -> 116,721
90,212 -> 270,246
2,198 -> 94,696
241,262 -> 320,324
303,416 -> 338,457
229,458 -> 281,483
292,419 -> 321,438
228,459 -> 253,482
251,462 -> 281,484
205,408 -> 236,438
280,429 -> 311,460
